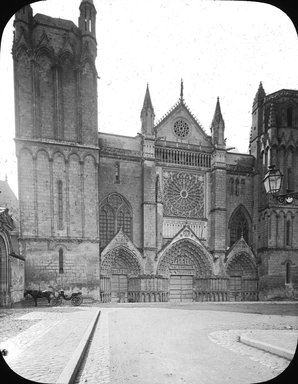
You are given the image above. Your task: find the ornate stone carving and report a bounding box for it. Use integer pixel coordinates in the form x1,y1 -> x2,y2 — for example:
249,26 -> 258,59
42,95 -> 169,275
163,171 -> 204,218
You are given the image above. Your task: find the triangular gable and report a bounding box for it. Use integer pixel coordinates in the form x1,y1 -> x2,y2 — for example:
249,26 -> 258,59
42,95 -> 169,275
101,228 -> 143,262
155,100 -> 212,147
156,224 -> 212,263
59,34 -> 74,57
225,236 -> 256,265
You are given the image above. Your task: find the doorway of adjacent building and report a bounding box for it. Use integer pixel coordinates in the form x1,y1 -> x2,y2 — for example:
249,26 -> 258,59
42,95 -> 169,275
169,275 -> 193,302
111,274 -> 128,302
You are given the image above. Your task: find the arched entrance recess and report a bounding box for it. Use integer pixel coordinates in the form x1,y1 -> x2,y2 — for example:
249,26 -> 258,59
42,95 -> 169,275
225,252 -> 258,301
157,239 -> 214,302
101,246 -> 142,302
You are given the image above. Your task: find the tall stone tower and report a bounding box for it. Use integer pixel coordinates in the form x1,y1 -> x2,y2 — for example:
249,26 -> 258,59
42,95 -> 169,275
249,84 -> 298,299
12,0 -> 100,297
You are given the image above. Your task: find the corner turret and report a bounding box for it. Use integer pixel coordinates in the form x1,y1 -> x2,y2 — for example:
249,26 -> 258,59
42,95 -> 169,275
79,0 -> 96,38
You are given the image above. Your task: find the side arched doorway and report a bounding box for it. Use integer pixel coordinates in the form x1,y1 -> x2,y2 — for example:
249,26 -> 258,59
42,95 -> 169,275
157,239 -> 214,302
225,252 -> 258,301
101,246 -> 142,303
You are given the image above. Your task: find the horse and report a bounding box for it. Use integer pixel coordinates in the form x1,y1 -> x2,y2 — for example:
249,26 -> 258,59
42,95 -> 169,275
24,289 -> 54,307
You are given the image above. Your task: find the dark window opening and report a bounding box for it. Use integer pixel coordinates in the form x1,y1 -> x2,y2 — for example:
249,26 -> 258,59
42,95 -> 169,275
287,107 -> 293,127
286,220 -> 291,246
114,163 -> 120,184
59,248 -> 64,274
230,210 -> 249,246
287,168 -> 293,191
286,262 -> 291,284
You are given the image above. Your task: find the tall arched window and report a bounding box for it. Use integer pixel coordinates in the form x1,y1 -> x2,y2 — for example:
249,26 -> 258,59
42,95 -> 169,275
229,207 -> 251,247
286,220 -> 291,246
287,168 -> 293,191
59,247 -> 64,274
235,179 -> 239,196
285,262 -> 291,284
99,194 -> 132,248
287,107 -> 293,127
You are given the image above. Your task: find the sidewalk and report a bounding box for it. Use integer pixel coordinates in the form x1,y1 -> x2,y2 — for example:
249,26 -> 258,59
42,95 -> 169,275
1,308 -> 100,384
240,330 -> 298,360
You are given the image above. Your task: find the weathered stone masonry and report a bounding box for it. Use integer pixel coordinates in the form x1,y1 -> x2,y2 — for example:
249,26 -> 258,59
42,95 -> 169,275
12,1 -> 298,302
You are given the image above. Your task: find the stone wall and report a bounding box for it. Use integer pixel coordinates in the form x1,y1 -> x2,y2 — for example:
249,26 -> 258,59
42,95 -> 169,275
9,255 -> 25,304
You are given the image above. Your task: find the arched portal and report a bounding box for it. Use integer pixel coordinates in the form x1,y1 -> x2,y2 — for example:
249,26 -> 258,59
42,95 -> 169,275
225,252 -> 258,301
157,239 -> 214,302
101,246 -> 142,303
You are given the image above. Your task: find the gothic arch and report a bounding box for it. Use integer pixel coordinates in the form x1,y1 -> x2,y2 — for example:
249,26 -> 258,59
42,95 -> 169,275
225,251 -> 257,278
99,193 -> 133,248
101,246 -> 142,277
157,239 -> 214,278
228,205 -> 252,247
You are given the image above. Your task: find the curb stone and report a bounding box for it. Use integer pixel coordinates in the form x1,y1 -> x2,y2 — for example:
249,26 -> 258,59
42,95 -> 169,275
240,333 -> 297,361
56,309 -> 101,384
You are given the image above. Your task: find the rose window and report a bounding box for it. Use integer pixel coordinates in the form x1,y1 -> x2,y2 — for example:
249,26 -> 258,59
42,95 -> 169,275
173,120 -> 190,138
163,171 -> 204,218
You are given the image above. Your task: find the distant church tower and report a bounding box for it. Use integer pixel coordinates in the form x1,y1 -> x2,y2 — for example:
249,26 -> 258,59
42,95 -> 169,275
12,1 -> 100,297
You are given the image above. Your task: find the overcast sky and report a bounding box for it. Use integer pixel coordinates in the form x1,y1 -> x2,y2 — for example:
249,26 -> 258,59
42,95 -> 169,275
0,0 -> 298,195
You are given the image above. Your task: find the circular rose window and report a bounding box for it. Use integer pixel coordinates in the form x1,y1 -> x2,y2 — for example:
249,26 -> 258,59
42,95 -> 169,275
173,120 -> 190,139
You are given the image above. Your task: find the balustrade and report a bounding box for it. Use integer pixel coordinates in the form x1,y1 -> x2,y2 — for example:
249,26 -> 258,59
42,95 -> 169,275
156,147 -> 211,167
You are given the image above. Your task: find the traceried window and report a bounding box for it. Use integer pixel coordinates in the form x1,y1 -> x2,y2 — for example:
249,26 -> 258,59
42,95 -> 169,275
173,119 -> 190,139
229,208 -> 250,247
99,193 -> 132,248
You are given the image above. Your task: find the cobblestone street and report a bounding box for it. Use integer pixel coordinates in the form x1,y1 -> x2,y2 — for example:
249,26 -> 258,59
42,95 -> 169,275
1,302 -> 297,384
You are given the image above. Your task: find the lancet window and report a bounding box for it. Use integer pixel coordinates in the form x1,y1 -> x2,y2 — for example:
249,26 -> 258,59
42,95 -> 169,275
229,207 -> 251,246
99,193 -> 132,248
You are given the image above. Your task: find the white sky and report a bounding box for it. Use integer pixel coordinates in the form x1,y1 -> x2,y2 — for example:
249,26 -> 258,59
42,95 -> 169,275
0,0 -> 298,196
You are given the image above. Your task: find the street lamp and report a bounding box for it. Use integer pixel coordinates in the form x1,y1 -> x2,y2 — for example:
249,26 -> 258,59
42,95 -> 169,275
263,165 -> 298,204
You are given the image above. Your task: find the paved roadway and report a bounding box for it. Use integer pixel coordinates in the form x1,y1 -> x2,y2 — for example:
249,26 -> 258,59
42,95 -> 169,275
75,303 -> 298,384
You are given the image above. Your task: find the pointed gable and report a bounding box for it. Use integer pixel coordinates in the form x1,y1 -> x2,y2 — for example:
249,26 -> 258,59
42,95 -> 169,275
101,227 -> 143,262
154,80 -> 212,146
155,99 -> 212,146
157,224 -> 212,262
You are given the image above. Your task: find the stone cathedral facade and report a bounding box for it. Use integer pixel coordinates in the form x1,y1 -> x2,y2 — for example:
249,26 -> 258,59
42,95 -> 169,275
12,1 -> 298,302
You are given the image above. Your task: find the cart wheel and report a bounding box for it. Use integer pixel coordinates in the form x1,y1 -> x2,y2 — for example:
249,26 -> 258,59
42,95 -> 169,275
71,296 -> 83,306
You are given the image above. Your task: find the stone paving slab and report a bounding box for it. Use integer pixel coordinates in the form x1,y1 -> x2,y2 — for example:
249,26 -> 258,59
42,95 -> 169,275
240,330 -> 298,360
1,308 -> 99,384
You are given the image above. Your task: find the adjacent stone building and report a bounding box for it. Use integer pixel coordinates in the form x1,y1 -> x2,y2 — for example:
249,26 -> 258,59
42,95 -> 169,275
12,1 -> 298,302
0,181 -> 24,306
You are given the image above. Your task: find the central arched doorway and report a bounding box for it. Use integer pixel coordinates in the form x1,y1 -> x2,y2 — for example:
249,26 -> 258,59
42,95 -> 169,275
101,246 -> 142,302
157,239 -> 214,302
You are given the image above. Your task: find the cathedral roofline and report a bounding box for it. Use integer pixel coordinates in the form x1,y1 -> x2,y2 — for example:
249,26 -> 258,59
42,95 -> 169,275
264,88 -> 298,103
98,131 -> 137,140
33,13 -> 79,33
